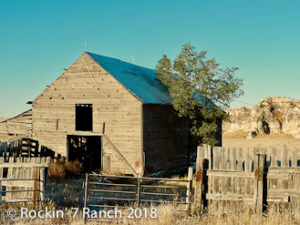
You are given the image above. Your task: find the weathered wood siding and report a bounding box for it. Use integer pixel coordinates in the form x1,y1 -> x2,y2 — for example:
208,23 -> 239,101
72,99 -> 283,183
194,145 -> 300,216
142,104 -> 189,174
32,53 -> 143,175
0,110 -> 32,142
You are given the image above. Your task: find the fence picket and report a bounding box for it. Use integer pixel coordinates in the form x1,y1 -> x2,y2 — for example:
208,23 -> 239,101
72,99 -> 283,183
281,145 -> 288,167
292,148 -> 297,167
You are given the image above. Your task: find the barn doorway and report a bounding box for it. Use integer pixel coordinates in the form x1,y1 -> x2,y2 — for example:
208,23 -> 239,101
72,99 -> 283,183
67,135 -> 102,171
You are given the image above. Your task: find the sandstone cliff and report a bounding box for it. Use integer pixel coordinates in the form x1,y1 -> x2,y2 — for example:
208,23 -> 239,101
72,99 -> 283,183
223,97 -> 300,138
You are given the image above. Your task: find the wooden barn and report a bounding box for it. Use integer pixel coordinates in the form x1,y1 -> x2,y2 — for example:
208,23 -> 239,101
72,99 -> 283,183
31,52 -> 195,176
0,109 -> 32,142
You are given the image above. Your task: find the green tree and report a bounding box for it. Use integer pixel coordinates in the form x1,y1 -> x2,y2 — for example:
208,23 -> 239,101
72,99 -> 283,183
155,43 -> 243,146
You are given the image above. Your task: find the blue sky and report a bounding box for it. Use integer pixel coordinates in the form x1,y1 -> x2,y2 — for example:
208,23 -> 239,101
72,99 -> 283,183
1,0 -> 300,117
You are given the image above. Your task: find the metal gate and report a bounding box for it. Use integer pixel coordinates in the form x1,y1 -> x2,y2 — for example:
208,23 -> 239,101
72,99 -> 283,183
83,168 -> 193,223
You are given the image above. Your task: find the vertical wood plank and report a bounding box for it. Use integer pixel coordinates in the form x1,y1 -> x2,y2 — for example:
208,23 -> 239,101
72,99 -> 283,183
292,148 -> 297,168
196,146 -> 202,172
207,144 -> 212,209
0,158 -> 3,178
194,158 -> 209,214
33,167 -> 39,208
213,146 -> 220,212
213,147 -> 220,170
271,147 -> 277,167
281,145 -> 288,167
254,154 -> 265,214
221,147 -> 227,212
40,167 -> 46,206
244,148 -> 251,196
186,167 -> 193,214
230,147 -> 237,211
237,147 -> 243,210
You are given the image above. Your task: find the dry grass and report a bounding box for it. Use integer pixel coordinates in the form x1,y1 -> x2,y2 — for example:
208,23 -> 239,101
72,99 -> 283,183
223,130 -> 248,139
64,160 -> 83,175
254,133 -> 295,139
223,132 -> 300,150
223,131 -> 296,140
48,160 -> 66,178
4,204 -> 300,225
48,160 -> 83,178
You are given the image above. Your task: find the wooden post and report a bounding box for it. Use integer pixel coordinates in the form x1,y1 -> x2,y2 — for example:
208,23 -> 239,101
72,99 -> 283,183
254,154 -> 265,214
186,166 -> 193,214
194,159 -> 208,214
33,167 -> 39,208
136,176 -> 141,207
84,173 -> 88,224
196,146 -> 201,172
39,167 -> 46,208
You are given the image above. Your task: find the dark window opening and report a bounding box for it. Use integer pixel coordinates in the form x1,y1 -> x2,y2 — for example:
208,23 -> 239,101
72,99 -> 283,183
75,104 -> 93,131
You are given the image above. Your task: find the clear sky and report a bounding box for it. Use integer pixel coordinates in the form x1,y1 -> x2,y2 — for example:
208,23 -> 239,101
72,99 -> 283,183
1,0 -> 300,117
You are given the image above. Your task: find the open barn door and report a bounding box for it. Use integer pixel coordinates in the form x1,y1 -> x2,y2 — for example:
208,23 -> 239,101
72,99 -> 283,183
67,135 -> 102,171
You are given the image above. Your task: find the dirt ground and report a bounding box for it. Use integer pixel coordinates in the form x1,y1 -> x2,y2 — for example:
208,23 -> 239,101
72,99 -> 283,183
223,132 -> 300,150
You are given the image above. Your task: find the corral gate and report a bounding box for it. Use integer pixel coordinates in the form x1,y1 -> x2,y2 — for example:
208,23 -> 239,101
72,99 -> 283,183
83,170 -> 193,223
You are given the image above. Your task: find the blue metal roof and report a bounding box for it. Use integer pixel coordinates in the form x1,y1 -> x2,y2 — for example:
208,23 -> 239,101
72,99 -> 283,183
86,52 -> 171,105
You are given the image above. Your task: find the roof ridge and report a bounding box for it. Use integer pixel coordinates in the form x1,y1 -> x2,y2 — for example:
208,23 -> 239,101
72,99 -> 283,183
85,51 -> 156,73
85,51 -> 171,105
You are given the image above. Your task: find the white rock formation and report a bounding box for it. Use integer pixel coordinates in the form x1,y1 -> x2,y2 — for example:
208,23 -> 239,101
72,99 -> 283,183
223,97 -> 300,138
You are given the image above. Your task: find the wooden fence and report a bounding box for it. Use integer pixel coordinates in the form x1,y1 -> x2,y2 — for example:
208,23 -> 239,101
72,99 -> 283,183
194,145 -> 300,216
83,170 -> 193,223
0,157 -> 50,216
0,138 -> 63,160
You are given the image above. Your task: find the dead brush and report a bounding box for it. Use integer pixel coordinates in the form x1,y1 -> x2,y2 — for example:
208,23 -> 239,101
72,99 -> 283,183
48,159 -> 83,178
65,160 -> 83,175
48,160 -> 66,178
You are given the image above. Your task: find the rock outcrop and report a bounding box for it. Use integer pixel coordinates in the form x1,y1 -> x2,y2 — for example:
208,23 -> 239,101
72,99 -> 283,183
223,97 -> 300,138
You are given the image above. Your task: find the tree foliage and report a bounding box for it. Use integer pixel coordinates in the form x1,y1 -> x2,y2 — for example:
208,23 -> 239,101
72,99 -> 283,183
155,43 -> 244,146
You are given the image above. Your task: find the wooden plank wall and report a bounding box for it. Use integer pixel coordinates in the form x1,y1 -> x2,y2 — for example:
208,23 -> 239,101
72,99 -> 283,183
0,110 -> 32,142
142,104 -> 190,174
0,157 -> 50,203
194,145 -> 300,216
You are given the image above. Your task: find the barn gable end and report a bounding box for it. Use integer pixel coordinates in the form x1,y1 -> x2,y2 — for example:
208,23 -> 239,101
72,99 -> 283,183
32,53 -> 143,175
